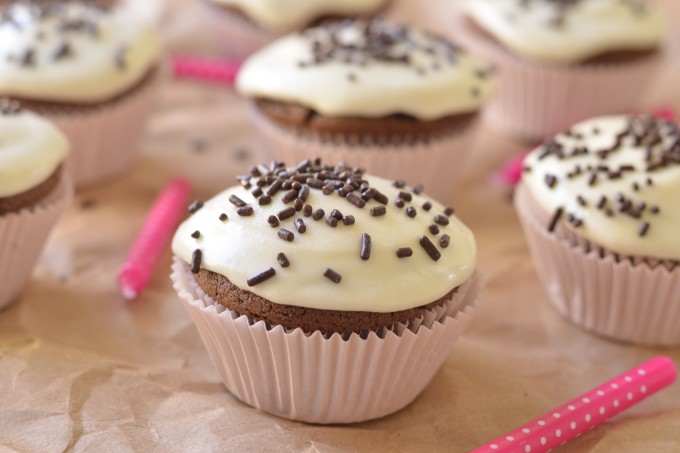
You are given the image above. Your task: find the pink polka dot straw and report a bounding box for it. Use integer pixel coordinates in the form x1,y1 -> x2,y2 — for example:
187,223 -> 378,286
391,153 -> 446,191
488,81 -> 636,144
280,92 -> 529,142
471,356 -> 677,453
172,55 -> 241,86
118,179 -> 192,300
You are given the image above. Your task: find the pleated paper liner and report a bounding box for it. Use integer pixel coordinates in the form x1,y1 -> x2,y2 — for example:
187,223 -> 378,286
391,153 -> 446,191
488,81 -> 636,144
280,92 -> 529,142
0,174 -> 74,310
514,184 -> 680,347
171,257 -> 480,424
454,17 -> 662,141
203,1 -> 279,60
247,103 -> 478,204
32,67 -> 163,189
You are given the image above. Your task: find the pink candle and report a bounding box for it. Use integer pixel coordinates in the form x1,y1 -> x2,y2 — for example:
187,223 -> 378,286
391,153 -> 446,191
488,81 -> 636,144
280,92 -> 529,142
172,55 -> 241,85
118,179 -> 192,300
472,356 -> 677,453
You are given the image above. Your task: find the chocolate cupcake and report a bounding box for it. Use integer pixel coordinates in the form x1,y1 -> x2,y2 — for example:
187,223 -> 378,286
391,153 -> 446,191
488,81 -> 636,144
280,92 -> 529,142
515,114 -> 680,345
171,159 -> 480,423
0,0 -> 161,188
456,0 -> 664,140
0,100 -> 73,309
236,18 -> 495,202
204,0 -> 390,59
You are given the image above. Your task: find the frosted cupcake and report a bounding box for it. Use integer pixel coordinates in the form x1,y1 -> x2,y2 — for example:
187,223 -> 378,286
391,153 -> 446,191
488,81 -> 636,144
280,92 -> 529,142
0,100 -> 73,310
0,1 -> 161,188
515,114 -> 680,346
237,19 -> 495,202
204,0 -> 390,59
456,0 -> 664,140
171,159 -> 480,423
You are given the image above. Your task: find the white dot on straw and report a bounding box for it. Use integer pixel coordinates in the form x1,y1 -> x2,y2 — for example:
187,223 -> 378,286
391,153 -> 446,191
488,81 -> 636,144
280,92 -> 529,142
507,436 -> 515,442
553,413 -> 561,419
611,383 -> 619,389
638,369 -> 646,376
541,437 -> 547,446
627,392 -> 634,401
522,428 -> 530,434
556,429 -> 562,438
599,407 -> 605,415
582,397 -> 590,403
568,405 -> 575,411
490,444 -> 498,450
585,414 -> 591,422
597,390 -> 605,396
525,446 -> 532,453
625,376 -> 632,382
641,385 -> 647,394
538,420 -> 546,426
570,421 -> 577,430
614,399 -> 620,408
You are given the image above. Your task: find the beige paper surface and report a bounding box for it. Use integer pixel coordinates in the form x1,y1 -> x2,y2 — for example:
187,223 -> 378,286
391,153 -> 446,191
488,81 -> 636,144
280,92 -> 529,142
1,0 -> 680,451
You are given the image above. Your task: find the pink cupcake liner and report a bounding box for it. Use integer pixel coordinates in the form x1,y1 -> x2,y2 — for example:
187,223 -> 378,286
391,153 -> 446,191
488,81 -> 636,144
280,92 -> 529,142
44,69 -> 163,189
247,103 -> 478,203
203,2 -> 279,60
0,175 -> 74,310
514,184 -> 680,346
455,18 -> 662,141
171,257 -> 480,424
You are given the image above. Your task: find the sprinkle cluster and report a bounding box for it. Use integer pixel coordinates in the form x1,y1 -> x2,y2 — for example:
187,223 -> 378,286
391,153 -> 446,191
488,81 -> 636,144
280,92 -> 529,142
186,159 -> 456,288
525,115 -> 679,237
0,2 -> 127,71
297,18 -> 492,93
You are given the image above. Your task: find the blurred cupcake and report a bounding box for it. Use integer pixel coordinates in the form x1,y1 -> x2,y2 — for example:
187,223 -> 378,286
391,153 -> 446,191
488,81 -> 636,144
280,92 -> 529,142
0,0 -> 161,188
456,0 -> 664,140
237,19 -> 495,202
171,158 -> 479,423
515,114 -> 680,346
0,99 -> 73,310
204,0 -> 390,59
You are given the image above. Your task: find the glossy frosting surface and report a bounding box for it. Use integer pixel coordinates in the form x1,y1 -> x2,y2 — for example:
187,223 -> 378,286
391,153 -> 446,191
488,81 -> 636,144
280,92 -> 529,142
465,0 -> 664,64
0,1 -> 160,103
522,115 -> 680,259
237,19 -> 495,120
172,161 -> 477,312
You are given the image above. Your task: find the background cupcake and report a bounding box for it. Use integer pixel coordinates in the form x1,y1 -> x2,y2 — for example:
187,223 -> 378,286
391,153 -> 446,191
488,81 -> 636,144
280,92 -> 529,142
0,0 -> 161,188
0,100 -> 73,310
236,18 -> 495,202
171,159 -> 479,423
515,114 -> 680,346
456,0 -> 664,140
204,0 -> 390,60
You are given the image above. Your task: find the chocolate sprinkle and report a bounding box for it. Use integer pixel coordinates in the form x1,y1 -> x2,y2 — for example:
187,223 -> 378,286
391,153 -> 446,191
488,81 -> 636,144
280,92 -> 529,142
258,195 -> 272,205
444,207 -> 455,216
434,214 -> 449,226
219,213 -> 228,221
395,198 -> 405,208
188,200 -> 203,214
278,206 -> 296,220
326,216 -> 338,227
191,230 -> 200,239
343,215 -> 356,225
191,249 -> 202,274
294,218 -> 306,233
237,206 -> 253,216
548,207 -> 564,233
544,174 -> 558,189
323,268 -> 342,284
370,206 -> 387,217
247,267 -> 276,287
359,233 -> 372,260
419,236 -> 441,261
330,209 -> 344,220
429,224 -> 440,235
406,207 -> 417,218
277,252 -> 290,268
346,192 -> 366,208
303,204 -> 313,216
278,229 -> 294,242
422,201 -> 432,212
312,209 -> 325,221
267,215 -> 279,227
638,222 -> 650,237
439,234 -> 450,248
396,247 -> 413,258
229,194 -> 247,207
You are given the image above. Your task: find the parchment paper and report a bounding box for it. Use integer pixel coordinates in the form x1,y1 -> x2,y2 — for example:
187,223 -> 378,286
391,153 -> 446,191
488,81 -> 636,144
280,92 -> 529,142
1,1 -> 679,452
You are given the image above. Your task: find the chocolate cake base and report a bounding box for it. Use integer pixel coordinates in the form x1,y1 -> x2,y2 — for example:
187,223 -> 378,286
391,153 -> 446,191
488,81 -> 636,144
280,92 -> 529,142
0,166 -> 62,215
253,98 -> 479,142
195,268 -> 456,334
465,18 -> 660,66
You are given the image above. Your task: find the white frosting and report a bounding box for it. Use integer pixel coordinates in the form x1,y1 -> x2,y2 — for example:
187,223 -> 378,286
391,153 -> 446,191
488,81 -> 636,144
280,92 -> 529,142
172,173 -> 476,313
0,107 -> 69,197
465,0 -> 664,64
237,20 -> 495,120
209,0 -> 388,31
522,115 -> 680,260
0,2 -> 160,103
